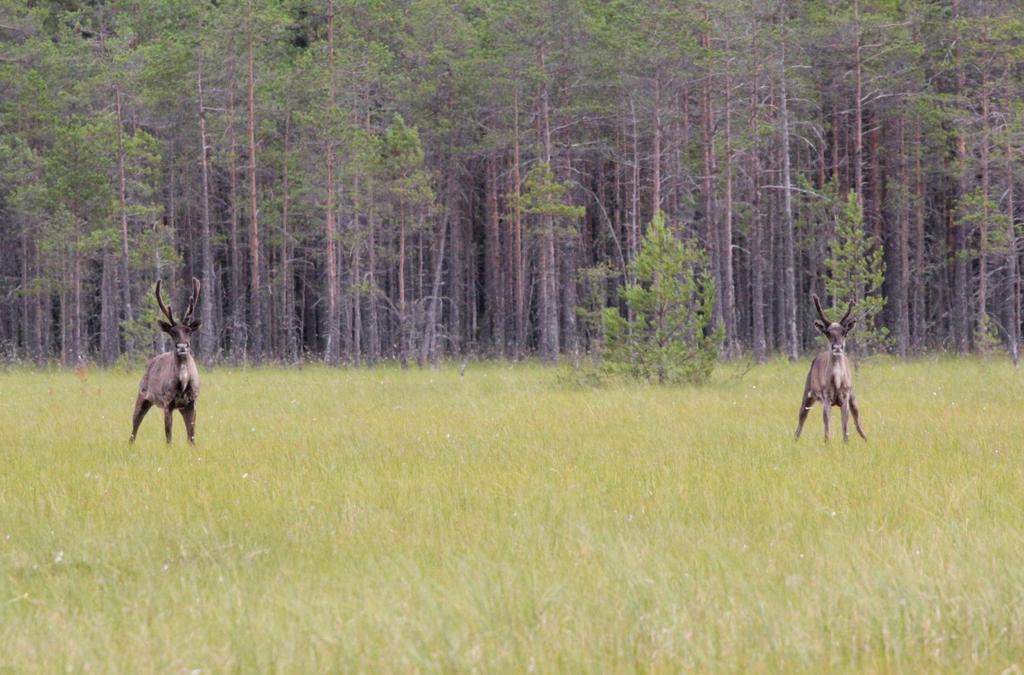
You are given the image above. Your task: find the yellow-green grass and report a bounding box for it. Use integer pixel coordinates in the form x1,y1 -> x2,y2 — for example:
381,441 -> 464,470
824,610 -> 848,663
1,358 -> 1023,672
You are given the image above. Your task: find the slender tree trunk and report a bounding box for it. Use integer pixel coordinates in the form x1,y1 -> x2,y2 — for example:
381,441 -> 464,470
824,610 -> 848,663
852,0 -> 864,207
281,111 -> 297,362
114,87 -> 134,354
367,192 -> 380,363
398,203 -> 408,367
651,74 -> 662,217
227,87 -> 245,358
246,0 -> 262,361
19,224 -> 32,361
1004,60 -> 1019,366
512,87 -> 526,359
537,42 -> 559,361
420,173 -> 451,366
778,0 -> 798,360
559,137 -> 578,359
485,145 -> 503,351
324,0 -> 340,364
952,0 -> 969,351
896,118 -> 910,358
197,64 -> 217,362
72,217 -> 82,364
912,119 -> 926,349
629,96 -> 640,264
1007,145 -> 1020,365
701,10 -> 721,329
750,50 -> 766,363
722,61 -> 738,356
977,67 -> 990,339
100,252 -> 118,364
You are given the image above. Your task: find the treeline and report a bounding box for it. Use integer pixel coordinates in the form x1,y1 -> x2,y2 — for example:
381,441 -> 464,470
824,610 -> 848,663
1,0 -> 1022,366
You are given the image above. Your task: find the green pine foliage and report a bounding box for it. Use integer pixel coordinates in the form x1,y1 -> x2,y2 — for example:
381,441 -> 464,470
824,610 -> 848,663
519,161 -> 585,227
823,191 -> 888,352
600,213 -> 722,384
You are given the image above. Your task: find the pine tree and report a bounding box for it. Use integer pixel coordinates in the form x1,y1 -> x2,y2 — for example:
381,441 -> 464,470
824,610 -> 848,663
824,191 -> 888,351
600,213 -> 722,384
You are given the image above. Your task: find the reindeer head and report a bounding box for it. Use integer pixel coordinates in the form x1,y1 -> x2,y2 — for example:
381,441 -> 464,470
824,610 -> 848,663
812,294 -> 856,357
155,278 -> 201,357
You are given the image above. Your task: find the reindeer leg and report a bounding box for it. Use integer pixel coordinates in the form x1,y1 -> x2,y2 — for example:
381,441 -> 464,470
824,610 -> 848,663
850,394 -> 867,440
822,402 -> 831,443
795,391 -> 814,440
163,408 -> 174,444
129,396 -> 152,443
840,395 -> 851,443
181,404 -> 197,445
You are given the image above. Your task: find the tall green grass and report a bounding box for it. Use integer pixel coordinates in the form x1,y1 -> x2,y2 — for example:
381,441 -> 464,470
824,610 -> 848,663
1,358 -> 1023,672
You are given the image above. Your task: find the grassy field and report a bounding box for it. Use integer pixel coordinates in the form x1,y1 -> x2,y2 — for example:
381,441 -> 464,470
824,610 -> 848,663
1,358 -> 1023,672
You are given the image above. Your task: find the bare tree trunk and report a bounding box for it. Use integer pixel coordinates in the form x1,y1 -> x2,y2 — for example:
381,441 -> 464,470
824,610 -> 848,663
722,61 -> 738,356
852,0 -> 864,206
1004,63 -> 1019,365
977,67 -> 990,340
398,203 -> 409,367
71,218 -> 83,364
367,194 -> 381,363
912,119 -> 926,349
281,111 -> 297,362
750,50 -> 766,363
227,87 -> 245,358
420,173 -> 451,366
197,64 -> 217,363
19,224 -> 33,361
701,11 -> 721,329
778,0 -> 798,360
114,87 -> 134,354
485,146 -> 503,351
537,42 -> 559,361
559,137 -> 578,359
100,252 -> 118,364
512,87 -> 526,359
952,0 -> 969,352
896,118 -> 910,358
60,282 -> 69,365
246,0 -> 262,361
629,96 -> 640,265
651,73 -> 662,217
324,0 -> 340,364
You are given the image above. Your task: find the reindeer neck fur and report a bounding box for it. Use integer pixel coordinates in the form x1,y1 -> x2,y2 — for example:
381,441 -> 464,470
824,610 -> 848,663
175,351 -> 193,388
828,351 -> 851,389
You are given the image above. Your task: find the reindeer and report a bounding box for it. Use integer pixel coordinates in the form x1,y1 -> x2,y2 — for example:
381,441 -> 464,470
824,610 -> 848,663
794,294 -> 867,443
129,278 -> 202,444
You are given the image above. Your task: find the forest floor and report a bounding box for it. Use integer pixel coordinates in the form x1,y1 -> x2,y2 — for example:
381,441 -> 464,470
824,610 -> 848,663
1,358 -> 1023,672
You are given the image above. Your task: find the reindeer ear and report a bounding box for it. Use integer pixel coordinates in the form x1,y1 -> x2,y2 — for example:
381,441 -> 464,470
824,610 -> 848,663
843,319 -> 857,335
158,320 -> 174,334
188,320 -> 202,331
814,320 -> 828,335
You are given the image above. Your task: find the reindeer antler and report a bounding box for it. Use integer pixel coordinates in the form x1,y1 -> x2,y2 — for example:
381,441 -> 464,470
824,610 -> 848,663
811,294 -> 829,324
183,277 -> 201,323
155,279 -> 175,324
840,298 -> 857,326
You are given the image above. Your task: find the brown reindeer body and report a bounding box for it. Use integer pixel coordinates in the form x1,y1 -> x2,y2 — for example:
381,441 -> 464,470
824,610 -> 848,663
794,295 -> 867,443
130,278 -> 202,444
